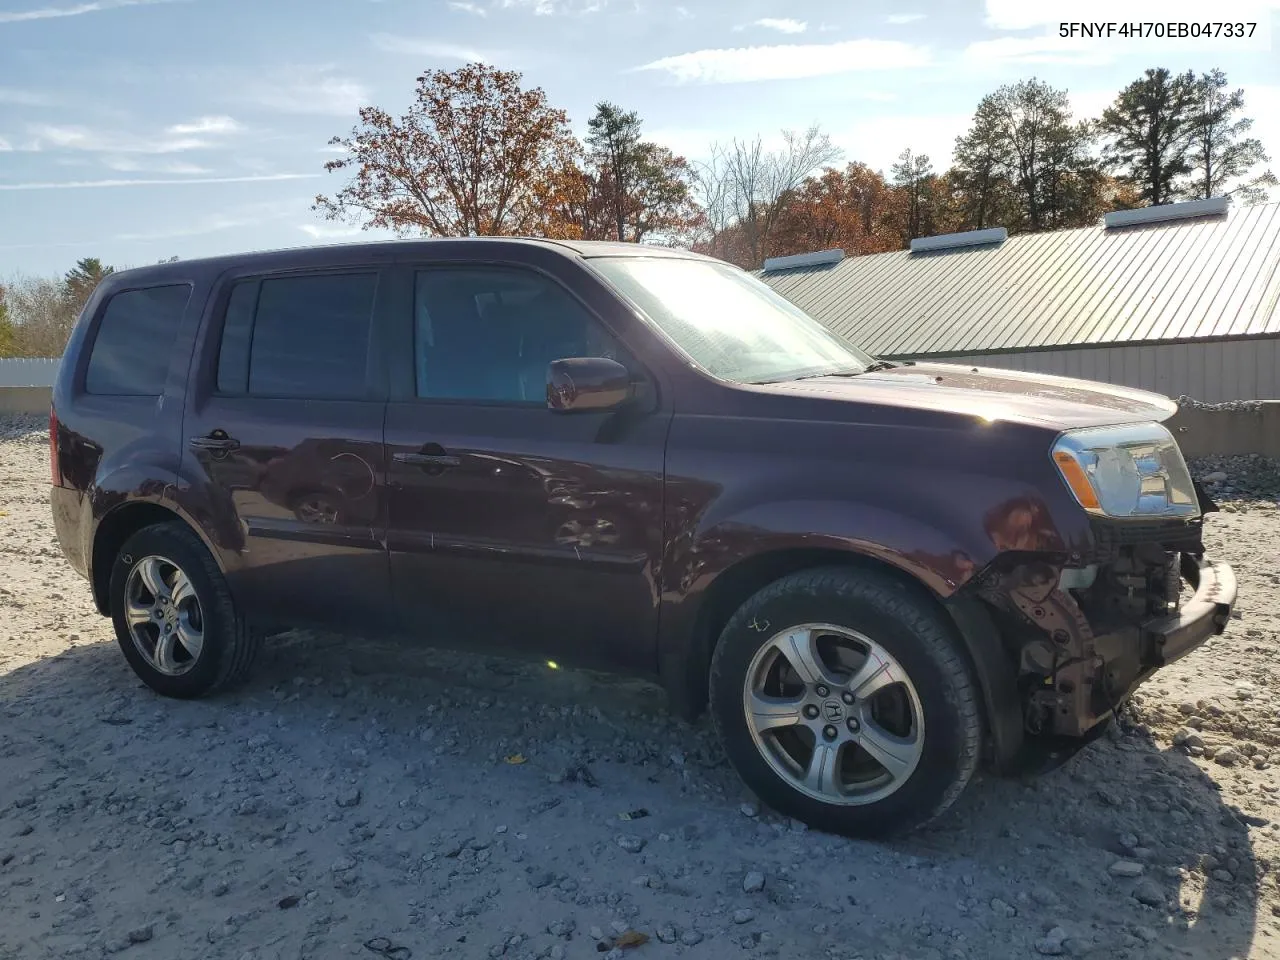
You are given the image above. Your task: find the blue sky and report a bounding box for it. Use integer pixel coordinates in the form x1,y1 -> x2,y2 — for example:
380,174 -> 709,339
1,0 -> 1277,275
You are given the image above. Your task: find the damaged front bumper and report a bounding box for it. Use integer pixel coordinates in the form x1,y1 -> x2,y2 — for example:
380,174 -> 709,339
974,519 -> 1238,744
1144,555 -> 1236,667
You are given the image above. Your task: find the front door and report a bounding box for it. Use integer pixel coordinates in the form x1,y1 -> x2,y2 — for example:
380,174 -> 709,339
181,266 -> 392,634
384,261 -> 668,675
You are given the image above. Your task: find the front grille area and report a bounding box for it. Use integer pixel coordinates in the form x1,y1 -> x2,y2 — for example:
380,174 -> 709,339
1087,516 -> 1203,563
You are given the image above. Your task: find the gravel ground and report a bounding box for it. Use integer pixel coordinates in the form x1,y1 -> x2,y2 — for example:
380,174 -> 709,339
2,412 -> 1279,960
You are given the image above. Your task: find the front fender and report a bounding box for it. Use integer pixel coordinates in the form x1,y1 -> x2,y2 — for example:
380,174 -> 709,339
684,499 -> 988,599
656,494 -> 1060,751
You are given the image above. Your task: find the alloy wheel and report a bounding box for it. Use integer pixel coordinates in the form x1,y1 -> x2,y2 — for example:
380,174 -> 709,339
123,554 -> 205,676
742,623 -> 925,805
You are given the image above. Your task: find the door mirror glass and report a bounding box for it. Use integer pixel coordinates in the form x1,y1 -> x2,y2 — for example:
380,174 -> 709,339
547,357 -> 633,413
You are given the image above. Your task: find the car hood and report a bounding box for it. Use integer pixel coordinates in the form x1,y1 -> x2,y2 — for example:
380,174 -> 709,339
756,361 -> 1178,429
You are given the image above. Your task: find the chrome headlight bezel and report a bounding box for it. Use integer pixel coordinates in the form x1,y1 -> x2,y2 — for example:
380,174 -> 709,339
1050,421 -> 1200,520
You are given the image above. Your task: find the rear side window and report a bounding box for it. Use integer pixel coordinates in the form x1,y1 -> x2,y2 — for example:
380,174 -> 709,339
84,284 -> 191,396
215,272 -> 377,400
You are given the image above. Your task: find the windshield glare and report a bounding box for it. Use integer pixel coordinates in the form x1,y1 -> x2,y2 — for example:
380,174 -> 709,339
588,256 -> 872,384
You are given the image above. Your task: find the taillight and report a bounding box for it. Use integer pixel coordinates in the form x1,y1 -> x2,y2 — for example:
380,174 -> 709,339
49,406 -> 62,487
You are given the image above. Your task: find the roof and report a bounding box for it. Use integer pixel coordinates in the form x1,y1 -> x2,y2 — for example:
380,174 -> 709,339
108,236 -> 706,282
759,201 -> 1280,357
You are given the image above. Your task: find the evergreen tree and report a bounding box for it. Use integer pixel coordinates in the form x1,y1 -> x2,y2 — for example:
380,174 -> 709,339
1182,69 -> 1277,204
1099,68 -> 1198,206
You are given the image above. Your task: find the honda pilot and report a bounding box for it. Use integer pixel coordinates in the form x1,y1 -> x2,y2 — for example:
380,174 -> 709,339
49,238 -> 1237,836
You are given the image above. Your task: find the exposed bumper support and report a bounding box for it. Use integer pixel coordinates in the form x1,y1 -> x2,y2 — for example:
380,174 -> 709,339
1143,557 -> 1236,667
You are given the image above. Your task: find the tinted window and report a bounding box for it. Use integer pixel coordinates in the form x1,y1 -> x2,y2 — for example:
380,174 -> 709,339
216,280 -> 257,394
84,284 -> 191,395
414,268 -> 621,402
215,272 -> 376,400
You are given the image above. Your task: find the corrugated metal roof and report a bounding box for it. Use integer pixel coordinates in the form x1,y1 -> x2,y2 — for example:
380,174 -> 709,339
759,201 -> 1280,357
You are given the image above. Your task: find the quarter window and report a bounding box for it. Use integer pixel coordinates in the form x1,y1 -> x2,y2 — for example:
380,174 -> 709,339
84,284 -> 191,396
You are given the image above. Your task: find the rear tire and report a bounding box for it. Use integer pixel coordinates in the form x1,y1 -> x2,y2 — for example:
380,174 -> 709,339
709,567 -> 982,837
108,521 -> 259,698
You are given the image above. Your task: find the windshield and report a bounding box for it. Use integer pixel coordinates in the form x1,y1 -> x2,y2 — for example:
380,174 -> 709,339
588,256 -> 873,384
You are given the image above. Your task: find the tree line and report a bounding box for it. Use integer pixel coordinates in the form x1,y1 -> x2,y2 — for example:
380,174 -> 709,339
3,63 -> 1272,358
0,256 -> 184,358
0,259 -> 115,358
315,63 -> 1276,270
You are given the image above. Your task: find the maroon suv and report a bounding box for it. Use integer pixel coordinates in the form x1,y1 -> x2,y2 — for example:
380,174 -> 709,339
49,239 -> 1237,836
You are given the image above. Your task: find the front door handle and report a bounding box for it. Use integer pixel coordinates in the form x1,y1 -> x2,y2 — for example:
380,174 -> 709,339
189,430 -> 240,453
393,452 -> 461,468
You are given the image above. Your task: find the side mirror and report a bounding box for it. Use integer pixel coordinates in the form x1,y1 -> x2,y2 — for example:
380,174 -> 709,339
547,357 -> 633,413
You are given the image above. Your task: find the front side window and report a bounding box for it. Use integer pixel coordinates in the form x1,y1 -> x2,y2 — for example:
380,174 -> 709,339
413,267 -> 622,403
84,284 -> 191,395
215,272 -> 377,400
588,256 -> 872,385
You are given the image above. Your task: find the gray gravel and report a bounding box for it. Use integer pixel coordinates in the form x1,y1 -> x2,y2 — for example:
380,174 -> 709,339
2,414 -> 1280,959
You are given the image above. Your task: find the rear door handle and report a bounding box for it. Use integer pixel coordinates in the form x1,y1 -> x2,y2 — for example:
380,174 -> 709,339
393,453 -> 461,467
189,431 -> 240,452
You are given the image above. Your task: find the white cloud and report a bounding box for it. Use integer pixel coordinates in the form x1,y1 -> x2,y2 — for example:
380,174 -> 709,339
886,13 -> 924,24
0,137 -> 11,151
635,39 -> 931,84
829,111 -> 974,174
1068,87 -> 1119,121
369,34 -> 494,62
103,157 -> 213,174
0,0 -> 183,24
963,36 -> 1116,66
113,202 -> 298,242
674,5 -> 691,18
25,123 -> 217,153
0,88 -> 53,106
166,115 -> 241,136
738,17 -> 807,34
246,67 -> 370,116
0,173 -> 320,191
497,0 -> 603,13
449,0 -> 487,13
298,222 -> 367,240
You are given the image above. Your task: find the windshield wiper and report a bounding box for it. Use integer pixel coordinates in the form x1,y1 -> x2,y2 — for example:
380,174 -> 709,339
862,358 -> 906,372
751,358 -> 910,385
794,359 -> 902,380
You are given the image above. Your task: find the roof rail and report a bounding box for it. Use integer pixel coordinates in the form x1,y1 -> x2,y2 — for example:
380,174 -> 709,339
909,227 -> 1007,254
761,248 -> 845,273
1104,196 -> 1229,228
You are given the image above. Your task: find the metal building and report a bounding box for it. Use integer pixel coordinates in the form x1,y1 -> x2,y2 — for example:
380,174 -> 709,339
758,198 -> 1280,402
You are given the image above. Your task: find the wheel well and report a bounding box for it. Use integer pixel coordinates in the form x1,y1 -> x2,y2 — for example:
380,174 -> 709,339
681,548 -> 941,719
679,547 -> 1025,770
90,503 -> 185,615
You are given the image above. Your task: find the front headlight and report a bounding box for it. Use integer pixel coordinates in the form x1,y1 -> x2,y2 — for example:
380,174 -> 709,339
1051,422 -> 1199,519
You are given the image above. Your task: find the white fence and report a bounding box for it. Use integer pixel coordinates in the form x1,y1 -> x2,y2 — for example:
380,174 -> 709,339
0,358 -> 60,387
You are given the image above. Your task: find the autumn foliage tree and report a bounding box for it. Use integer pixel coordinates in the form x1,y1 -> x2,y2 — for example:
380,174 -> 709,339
768,163 -> 903,259
314,63 -> 579,237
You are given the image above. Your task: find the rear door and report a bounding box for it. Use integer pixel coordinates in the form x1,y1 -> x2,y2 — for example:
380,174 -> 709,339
180,263 -> 393,634
382,255 -> 669,675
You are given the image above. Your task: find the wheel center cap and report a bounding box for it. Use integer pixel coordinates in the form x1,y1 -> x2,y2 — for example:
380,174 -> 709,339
821,699 -> 844,723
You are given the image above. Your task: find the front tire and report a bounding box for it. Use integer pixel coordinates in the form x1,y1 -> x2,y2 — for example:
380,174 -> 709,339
108,521 -> 260,698
709,567 -> 982,837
